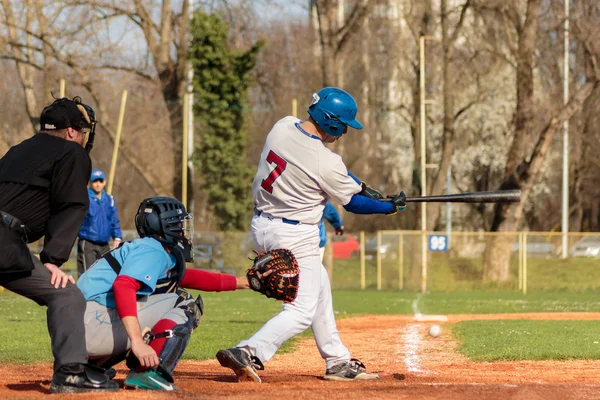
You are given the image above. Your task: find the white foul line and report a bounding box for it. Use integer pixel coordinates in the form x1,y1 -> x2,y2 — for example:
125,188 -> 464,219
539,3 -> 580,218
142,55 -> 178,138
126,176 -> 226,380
400,323 -> 425,374
400,293 -> 444,375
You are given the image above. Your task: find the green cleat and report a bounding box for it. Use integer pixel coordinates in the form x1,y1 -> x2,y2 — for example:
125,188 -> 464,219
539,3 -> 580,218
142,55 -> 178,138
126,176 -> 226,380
124,369 -> 175,391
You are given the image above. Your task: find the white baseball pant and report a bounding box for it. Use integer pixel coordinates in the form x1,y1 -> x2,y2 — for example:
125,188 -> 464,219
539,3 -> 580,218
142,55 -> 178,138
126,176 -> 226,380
237,213 -> 350,369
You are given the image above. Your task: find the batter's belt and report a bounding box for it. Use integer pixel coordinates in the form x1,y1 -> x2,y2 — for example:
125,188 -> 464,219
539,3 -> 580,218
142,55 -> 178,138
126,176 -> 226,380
253,207 -> 300,225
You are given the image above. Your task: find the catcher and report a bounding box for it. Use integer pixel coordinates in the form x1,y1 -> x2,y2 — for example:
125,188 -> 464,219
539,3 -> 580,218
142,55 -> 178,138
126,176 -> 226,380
77,196 -> 265,391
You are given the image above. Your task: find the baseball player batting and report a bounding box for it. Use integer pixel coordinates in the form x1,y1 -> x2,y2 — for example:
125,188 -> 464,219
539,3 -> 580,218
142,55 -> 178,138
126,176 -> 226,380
216,87 -> 405,382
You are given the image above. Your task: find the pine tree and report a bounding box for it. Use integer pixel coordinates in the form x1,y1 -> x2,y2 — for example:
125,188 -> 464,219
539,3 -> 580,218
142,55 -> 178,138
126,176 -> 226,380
190,11 -> 262,231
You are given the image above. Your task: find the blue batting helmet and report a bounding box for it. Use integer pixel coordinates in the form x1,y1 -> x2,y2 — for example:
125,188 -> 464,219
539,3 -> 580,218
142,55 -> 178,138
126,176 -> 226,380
307,87 -> 363,137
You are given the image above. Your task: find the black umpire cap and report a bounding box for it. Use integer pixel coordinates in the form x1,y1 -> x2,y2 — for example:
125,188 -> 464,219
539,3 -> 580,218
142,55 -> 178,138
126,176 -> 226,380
40,97 -> 95,132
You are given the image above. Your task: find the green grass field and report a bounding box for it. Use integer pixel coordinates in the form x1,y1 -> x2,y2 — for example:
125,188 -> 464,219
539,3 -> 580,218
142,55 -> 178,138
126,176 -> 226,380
2,288 -> 600,364
454,320 -> 600,361
328,256 -> 600,292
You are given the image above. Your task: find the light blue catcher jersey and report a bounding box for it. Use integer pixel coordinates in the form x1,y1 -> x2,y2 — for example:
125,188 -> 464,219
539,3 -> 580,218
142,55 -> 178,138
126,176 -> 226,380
77,237 -> 176,308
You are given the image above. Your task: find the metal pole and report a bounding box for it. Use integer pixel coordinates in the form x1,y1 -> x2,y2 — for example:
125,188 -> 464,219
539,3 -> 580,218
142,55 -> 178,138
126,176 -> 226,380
360,231 -> 366,290
107,90 -> 128,195
446,165 -> 451,248
518,232 -> 523,290
420,36 -> 428,293
182,93 -> 189,208
399,232 -> 404,290
561,0 -> 570,259
325,235 -> 334,281
187,75 -> 194,214
523,232 -> 528,295
376,231 -> 382,290
186,0 -> 195,216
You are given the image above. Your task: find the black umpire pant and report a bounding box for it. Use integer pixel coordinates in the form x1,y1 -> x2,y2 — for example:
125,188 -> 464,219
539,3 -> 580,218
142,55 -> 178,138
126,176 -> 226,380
0,225 -> 88,374
77,238 -> 109,279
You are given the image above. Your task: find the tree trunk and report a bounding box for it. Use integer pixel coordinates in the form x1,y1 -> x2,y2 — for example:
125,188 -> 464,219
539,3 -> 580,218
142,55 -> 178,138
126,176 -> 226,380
426,0 -> 458,231
316,0 -> 337,86
484,80 -> 598,280
2,0 -> 38,133
482,0 -> 540,281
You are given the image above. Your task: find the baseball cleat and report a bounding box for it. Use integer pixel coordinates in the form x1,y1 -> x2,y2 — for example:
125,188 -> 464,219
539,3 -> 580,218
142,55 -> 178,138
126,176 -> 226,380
324,358 -> 380,381
49,366 -> 119,393
216,347 -> 263,383
124,369 -> 175,391
105,367 -> 117,380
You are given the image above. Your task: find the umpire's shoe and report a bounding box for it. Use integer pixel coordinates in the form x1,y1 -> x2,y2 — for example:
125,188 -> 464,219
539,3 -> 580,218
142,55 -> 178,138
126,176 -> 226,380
49,364 -> 119,393
216,347 -> 264,383
324,358 -> 380,381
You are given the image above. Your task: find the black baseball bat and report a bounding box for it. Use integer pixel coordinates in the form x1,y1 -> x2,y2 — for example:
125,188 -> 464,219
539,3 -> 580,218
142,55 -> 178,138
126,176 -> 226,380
385,190 -> 521,203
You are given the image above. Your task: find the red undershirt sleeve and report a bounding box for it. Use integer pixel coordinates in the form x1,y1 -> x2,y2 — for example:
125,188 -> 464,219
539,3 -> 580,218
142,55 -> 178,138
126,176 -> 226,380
113,275 -> 142,318
180,268 -> 237,292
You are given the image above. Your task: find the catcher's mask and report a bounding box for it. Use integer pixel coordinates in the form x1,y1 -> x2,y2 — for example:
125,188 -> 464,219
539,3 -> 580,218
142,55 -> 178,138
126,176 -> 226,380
135,196 -> 194,262
40,96 -> 97,153
307,87 -> 363,138
73,96 -> 97,153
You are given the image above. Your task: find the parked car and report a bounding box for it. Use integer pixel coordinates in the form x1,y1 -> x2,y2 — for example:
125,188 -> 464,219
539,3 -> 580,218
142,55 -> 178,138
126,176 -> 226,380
511,241 -> 556,258
331,234 -> 360,259
351,236 -> 398,259
569,236 -> 600,258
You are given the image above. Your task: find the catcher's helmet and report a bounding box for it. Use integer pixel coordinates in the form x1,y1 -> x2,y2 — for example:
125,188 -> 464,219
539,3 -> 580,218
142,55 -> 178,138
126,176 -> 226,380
307,87 -> 363,137
135,196 -> 194,262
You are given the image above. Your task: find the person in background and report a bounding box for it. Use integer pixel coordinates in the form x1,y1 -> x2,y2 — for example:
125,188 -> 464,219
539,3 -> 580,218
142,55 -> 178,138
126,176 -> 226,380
77,168 -> 122,278
319,202 -> 344,261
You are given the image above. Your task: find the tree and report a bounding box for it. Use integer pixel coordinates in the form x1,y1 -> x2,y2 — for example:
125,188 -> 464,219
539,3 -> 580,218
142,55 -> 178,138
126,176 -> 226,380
310,0 -> 374,87
481,0 -> 599,281
190,10 -> 262,231
0,0 -> 267,224
0,0 -> 185,197
425,0 -> 472,231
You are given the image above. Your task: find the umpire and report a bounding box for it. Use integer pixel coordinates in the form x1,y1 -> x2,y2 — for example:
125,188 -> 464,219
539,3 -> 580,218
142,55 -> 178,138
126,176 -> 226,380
0,97 -> 118,393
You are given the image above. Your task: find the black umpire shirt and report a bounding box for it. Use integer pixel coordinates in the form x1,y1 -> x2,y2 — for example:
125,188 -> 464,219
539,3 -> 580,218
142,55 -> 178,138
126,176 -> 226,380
0,133 -> 91,267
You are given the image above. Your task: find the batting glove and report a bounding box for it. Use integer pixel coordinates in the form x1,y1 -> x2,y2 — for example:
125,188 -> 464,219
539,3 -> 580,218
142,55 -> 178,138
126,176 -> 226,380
387,191 -> 407,215
335,225 -> 344,235
360,182 -> 384,200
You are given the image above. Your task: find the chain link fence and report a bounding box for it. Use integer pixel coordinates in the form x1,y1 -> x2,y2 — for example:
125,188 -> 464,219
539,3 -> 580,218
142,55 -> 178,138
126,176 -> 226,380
27,230 -> 600,292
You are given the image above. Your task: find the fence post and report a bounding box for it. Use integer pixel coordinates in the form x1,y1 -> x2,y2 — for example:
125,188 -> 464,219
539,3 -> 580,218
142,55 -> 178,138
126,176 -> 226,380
377,231 -> 382,290
518,232 -> 523,290
399,232 -> 404,290
325,236 -> 333,281
421,231 -> 428,293
360,231 -> 365,290
522,232 -> 528,295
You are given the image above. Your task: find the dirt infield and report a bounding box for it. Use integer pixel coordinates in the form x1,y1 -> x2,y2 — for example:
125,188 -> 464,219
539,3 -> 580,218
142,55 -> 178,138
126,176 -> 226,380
2,313 -> 600,399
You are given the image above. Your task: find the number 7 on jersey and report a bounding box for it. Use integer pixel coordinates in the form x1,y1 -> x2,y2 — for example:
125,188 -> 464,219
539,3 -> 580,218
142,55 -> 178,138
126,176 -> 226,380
261,150 -> 287,193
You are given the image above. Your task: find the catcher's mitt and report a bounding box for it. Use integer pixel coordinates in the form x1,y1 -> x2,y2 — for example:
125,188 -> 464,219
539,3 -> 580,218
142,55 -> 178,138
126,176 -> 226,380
246,249 -> 299,302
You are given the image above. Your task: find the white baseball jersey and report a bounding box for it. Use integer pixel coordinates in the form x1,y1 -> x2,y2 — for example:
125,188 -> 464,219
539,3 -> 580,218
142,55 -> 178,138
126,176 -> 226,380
252,116 -> 361,224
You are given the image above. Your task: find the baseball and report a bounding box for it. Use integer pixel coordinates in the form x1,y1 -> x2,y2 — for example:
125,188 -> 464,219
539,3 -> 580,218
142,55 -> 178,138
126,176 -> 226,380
428,324 -> 442,337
